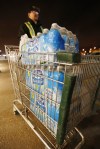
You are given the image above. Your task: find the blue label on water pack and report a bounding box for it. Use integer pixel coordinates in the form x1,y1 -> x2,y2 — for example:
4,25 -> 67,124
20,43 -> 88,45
26,70 -> 32,88
46,71 -> 64,122
32,69 -> 44,85
55,105 -> 59,122
33,77 -> 44,85
47,71 -> 64,102
30,70 -> 64,123
27,38 -> 39,53
47,100 -> 60,122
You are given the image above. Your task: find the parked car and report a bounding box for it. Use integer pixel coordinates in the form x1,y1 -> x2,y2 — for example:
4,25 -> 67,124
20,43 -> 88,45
90,49 -> 100,55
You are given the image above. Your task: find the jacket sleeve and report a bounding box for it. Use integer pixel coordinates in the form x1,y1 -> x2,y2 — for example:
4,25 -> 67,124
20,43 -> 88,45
18,23 -> 30,40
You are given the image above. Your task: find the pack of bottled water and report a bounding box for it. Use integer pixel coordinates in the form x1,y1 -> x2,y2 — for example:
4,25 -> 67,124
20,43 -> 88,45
20,23 -> 79,65
51,23 -> 79,53
21,23 -> 80,134
29,67 -> 64,135
30,91 -> 46,123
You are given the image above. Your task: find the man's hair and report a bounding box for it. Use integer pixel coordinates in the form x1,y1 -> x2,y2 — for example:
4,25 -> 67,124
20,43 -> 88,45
27,5 -> 40,13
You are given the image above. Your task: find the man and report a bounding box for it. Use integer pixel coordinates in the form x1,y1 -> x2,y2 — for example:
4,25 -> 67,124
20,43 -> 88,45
19,5 -> 43,39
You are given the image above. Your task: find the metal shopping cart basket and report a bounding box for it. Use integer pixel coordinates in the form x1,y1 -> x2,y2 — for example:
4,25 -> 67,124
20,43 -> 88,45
5,45 -> 100,149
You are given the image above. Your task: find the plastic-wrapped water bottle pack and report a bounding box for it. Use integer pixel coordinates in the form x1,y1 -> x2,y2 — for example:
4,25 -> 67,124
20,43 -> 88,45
20,23 -> 79,65
22,24 -> 80,134
29,68 -> 64,134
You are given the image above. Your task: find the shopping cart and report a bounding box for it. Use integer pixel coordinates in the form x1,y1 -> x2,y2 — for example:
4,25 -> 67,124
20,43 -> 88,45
5,45 -> 100,149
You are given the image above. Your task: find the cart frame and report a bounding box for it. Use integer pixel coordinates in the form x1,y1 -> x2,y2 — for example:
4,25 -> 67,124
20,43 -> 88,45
5,45 -> 100,149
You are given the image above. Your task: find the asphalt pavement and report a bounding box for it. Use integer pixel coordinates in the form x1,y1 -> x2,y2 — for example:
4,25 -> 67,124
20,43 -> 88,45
0,60 -> 44,149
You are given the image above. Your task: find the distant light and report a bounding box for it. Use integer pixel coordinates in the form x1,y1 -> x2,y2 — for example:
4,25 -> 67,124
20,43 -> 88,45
89,48 -> 92,53
85,51 -> 87,53
0,50 -> 2,52
94,47 -> 96,49
82,49 -> 85,51
2,54 -> 6,57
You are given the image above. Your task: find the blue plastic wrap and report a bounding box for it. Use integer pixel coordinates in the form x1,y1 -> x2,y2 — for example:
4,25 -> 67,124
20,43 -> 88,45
47,29 -> 65,52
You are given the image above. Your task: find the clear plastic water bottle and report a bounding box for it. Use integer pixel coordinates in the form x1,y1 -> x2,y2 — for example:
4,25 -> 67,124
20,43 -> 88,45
51,103 -> 55,120
51,23 -> 61,30
47,101 -> 51,117
73,34 -> 79,53
68,31 -> 75,53
55,105 -> 59,122
37,32 -> 42,37
43,28 -> 49,34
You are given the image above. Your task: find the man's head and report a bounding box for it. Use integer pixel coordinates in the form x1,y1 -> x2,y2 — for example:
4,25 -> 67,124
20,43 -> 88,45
27,6 -> 40,23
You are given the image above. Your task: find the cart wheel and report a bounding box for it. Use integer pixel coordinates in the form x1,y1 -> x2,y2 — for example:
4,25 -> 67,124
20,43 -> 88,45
14,110 -> 19,115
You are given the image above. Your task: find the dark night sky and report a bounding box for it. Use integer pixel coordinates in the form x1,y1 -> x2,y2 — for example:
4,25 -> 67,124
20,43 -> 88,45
0,0 -> 100,52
